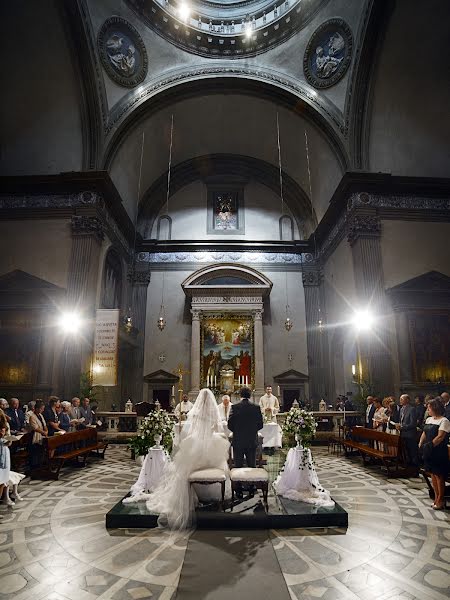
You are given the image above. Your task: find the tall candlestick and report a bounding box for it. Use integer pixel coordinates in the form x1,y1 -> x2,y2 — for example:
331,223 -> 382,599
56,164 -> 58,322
171,385 -> 175,396
277,385 -> 281,396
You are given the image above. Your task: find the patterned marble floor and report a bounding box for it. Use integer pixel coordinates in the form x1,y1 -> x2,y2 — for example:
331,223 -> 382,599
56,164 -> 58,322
0,446 -> 448,600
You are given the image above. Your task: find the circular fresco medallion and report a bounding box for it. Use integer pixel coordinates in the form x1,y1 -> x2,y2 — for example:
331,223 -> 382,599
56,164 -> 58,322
303,19 -> 353,89
97,16 -> 148,88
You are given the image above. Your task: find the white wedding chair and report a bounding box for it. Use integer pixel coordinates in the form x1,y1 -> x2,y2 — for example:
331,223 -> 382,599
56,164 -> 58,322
188,468 -> 227,511
229,467 -> 269,508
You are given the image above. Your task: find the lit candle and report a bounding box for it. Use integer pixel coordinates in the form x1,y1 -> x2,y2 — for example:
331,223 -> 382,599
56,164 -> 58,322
277,385 -> 281,396
171,386 -> 175,396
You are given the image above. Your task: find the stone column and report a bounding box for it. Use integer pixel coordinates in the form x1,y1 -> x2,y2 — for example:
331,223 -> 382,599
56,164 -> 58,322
190,309 -> 201,394
394,310 -> 413,387
128,268 -> 151,404
62,216 -> 104,399
302,268 -> 329,407
253,309 -> 264,396
348,213 -> 394,394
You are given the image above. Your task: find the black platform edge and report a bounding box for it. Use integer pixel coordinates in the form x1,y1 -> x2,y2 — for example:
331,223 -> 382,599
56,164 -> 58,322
106,497 -> 348,530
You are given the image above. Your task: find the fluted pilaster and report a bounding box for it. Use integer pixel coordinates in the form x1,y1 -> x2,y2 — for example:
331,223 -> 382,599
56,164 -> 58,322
253,309 -> 264,395
190,309 -> 201,393
302,268 -> 329,406
348,213 -> 394,394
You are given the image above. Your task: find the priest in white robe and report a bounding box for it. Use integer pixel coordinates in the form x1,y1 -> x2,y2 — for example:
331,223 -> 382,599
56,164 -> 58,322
259,385 -> 280,423
218,394 -> 232,435
174,394 -> 193,419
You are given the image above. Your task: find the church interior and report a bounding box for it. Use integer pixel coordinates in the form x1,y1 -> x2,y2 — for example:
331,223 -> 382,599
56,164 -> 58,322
0,0 -> 449,598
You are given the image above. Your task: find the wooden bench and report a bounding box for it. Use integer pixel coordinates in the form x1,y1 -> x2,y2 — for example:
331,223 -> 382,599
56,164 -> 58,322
31,428 -> 108,480
10,431 -> 33,473
342,426 -> 404,477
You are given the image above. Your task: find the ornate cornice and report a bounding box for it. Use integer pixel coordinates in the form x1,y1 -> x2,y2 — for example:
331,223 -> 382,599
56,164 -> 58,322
0,191 -> 102,210
192,296 -> 263,304
348,192 -> 450,211
71,215 -> 104,240
347,214 -> 381,245
137,250 -> 306,265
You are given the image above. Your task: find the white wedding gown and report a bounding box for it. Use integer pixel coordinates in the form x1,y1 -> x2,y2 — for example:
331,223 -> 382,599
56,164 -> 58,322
144,389 -> 230,530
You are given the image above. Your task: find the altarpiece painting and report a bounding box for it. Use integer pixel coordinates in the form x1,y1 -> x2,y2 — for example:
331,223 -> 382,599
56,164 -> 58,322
201,316 -> 253,388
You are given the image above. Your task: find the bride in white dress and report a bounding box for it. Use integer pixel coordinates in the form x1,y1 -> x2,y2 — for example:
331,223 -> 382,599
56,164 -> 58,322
146,388 -> 230,530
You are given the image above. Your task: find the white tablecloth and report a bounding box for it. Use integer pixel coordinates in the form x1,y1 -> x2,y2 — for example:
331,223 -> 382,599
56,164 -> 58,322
273,446 -> 335,507
123,448 -> 169,503
260,423 -> 282,448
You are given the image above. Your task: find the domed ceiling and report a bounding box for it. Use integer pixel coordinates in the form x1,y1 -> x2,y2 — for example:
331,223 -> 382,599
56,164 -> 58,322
125,0 -> 329,57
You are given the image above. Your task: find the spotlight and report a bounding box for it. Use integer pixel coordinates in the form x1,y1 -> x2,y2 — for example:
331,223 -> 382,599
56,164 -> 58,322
352,309 -> 374,332
178,2 -> 190,21
58,312 -> 83,334
245,23 -> 253,38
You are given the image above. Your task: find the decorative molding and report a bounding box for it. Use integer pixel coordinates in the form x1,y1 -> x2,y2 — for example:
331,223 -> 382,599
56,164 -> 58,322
97,16 -> 148,88
253,309 -> 263,320
303,19 -> 353,89
0,191 -> 102,209
191,309 -> 201,321
348,192 -> 450,211
71,215 -> 104,240
192,296 -> 263,304
105,64 -> 346,138
137,251 -> 306,265
347,214 -> 381,245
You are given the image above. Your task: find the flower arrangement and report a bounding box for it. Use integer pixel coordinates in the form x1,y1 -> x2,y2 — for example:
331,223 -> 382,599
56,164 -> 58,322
129,409 -> 174,457
282,407 -> 317,448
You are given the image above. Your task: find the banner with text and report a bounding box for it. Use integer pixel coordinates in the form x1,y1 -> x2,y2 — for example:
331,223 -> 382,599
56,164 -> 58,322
92,309 -> 120,386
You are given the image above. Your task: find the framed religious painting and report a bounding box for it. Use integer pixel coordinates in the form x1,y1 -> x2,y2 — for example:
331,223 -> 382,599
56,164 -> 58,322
207,184 -> 245,235
201,316 -> 254,390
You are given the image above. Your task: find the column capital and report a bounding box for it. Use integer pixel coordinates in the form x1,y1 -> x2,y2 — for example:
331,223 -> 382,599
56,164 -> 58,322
128,268 -> 151,286
71,215 -> 104,240
347,215 -> 381,246
252,309 -> 263,321
302,269 -> 322,287
191,309 -> 202,321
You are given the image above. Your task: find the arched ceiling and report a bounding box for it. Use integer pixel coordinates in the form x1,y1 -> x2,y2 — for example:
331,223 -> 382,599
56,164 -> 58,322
108,92 -> 344,225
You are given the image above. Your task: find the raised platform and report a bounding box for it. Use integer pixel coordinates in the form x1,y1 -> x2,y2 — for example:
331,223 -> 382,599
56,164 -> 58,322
106,492 -> 348,530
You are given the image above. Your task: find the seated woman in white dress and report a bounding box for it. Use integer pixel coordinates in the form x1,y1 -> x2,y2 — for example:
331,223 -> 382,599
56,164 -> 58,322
146,388 -> 230,530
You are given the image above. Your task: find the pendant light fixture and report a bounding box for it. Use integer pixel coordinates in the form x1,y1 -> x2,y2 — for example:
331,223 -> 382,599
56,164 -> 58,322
277,112 -> 293,332
157,114 -> 174,332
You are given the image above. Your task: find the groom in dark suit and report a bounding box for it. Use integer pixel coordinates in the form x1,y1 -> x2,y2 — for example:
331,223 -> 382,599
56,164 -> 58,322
228,387 -> 263,470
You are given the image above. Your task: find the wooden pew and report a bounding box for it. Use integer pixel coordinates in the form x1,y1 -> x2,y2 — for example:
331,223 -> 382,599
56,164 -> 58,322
31,428 -> 108,480
10,431 -> 33,474
342,426 -> 404,477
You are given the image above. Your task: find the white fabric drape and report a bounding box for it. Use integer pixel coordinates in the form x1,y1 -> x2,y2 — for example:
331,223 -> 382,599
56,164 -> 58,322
273,447 -> 335,508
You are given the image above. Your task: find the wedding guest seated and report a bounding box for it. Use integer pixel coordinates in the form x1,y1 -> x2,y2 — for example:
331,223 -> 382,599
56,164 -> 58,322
6,398 -> 26,434
419,398 -> 450,510
59,401 -> 73,432
25,400 -> 36,426
80,397 -> 95,426
28,400 -> 48,469
44,397 -> 64,436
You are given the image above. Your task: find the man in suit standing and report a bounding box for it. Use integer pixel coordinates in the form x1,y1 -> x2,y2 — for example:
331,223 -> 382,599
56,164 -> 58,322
396,394 -> 419,474
441,392 -> 450,420
228,387 -> 263,498
365,396 -> 376,429
6,398 -> 26,434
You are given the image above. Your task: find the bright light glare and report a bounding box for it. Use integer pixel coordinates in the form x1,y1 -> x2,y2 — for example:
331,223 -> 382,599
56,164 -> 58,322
352,310 -> 374,332
58,312 -> 82,334
178,3 -> 190,21
93,364 -> 102,374
245,23 -> 253,38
